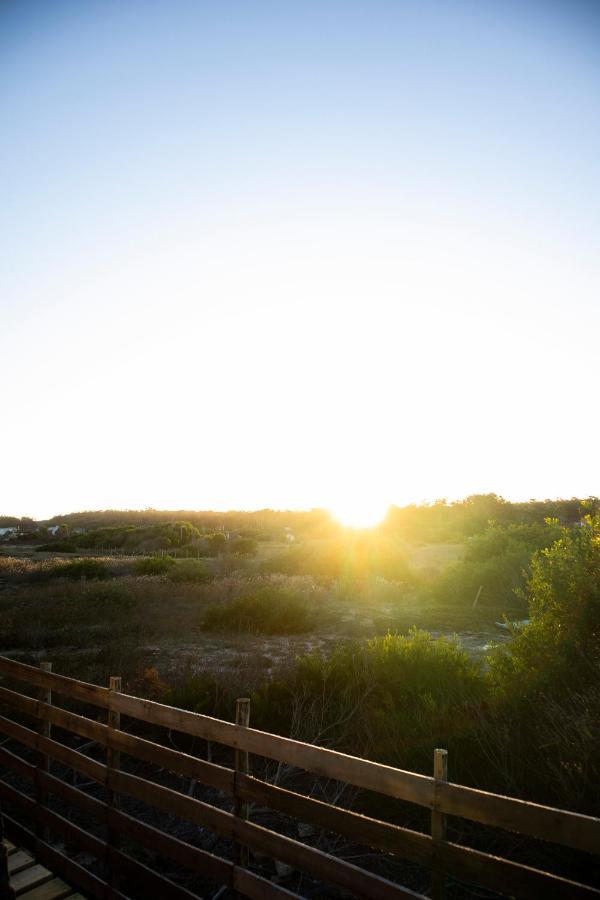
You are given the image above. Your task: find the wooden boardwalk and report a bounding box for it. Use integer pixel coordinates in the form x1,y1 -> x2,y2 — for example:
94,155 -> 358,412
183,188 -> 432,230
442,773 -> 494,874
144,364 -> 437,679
0,655 -> 598,899
5,839 -> 83,899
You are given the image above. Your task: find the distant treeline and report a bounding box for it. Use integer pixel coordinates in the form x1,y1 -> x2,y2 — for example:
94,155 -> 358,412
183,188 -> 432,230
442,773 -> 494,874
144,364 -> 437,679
2,494 -> 599,542
382,494 -> 598,542
43,508 -> 333,534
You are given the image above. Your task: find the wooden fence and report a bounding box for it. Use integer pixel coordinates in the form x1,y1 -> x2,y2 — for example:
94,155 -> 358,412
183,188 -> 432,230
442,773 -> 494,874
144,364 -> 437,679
0,656 -> 598,899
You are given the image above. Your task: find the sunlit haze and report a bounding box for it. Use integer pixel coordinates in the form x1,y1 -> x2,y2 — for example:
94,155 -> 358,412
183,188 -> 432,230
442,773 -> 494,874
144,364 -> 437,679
1,1 -> 599,519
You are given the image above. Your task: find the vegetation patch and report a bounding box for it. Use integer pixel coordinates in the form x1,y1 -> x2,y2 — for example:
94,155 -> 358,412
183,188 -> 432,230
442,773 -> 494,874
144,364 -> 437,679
202,583 -> 317,634
133,555 -> 175,576
167,559 -> 212,583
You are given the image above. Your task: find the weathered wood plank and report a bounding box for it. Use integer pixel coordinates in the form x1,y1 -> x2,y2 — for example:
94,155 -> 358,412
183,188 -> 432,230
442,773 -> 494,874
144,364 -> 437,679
234,817 -> 424,900
0,778 -> 106,857
17,875 -> 73,900
107,847 -> 201,900
108,727 -> 234,794
27,845 -> 107,900
0,686 -> 107,746
0,702 -> 233,795
8,850 -> 34,875
438,781 -> 600,857
10,863 -> 53,896
235,776 -> 600,900
437,840 -> 600,900
237,773 -> 429,859
0,715 -> 106,785
108,769 -> 422,899
2,659 -> 598,855
1,815 -> 109,900
111,692 -> 435,808
1,658 -> 599,897
0,745 -> 36,781
233,867 -> 303,900
38,772 -> 107,824
0,657 -> 109,709
106,807 -> 232,885
106,806 -> 301,899
109,769 -> 233,836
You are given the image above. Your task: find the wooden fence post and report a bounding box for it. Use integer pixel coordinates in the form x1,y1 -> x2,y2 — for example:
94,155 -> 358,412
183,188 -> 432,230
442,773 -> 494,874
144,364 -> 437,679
234,698 -> 251,868
36,662 -> 52,841
431,748 -> 448,900
107,676 -> 122,888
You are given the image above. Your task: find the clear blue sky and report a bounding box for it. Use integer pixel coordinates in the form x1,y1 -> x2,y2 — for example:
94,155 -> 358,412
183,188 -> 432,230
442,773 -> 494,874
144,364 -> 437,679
1,1 -> 599,521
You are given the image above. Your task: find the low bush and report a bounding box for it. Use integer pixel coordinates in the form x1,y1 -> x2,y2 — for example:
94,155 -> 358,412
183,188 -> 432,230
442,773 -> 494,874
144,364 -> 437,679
202,583 -> 316,634
252,628 -> 486,771
167,559 -> 212,583
26,557 -> 110,582
228,537 -> 258,556
428,521 -> 563,609
59,558 -> 110,580
36,541 -> 76,553
133,555 -> 175,576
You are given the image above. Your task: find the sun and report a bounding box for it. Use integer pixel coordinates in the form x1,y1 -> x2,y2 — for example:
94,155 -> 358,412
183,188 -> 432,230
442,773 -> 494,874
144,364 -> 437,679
330,500 -> 387,530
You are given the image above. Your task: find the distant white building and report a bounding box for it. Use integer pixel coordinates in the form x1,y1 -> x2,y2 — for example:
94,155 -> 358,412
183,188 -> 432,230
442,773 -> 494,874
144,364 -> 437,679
0,527 -> 17,539
47,525 -> 61,536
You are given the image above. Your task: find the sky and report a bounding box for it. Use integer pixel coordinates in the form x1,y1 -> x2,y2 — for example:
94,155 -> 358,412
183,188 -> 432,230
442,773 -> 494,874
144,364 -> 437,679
1,1 -> 599,524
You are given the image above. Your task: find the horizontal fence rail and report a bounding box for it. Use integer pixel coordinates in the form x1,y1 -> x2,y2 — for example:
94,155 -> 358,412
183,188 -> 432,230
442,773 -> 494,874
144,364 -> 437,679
0,655 -> 598,900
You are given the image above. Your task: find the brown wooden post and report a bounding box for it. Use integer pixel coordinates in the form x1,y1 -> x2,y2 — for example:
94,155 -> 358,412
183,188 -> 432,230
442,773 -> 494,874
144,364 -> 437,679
234,697 -> 251,868
107,676 -> 122,888
431,748 -> 448,900
36,662 -> 52,841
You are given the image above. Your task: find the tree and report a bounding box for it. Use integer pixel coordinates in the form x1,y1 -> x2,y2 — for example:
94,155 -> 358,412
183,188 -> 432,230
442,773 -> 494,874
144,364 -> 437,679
490,515 -> 600,692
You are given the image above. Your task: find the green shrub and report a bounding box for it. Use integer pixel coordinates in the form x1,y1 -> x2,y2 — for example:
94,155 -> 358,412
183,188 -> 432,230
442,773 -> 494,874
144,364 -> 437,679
229,537 -> 258,557
429,521 -> 563,609
165,672 -> 220,715
133,555 -> 175,576
252,628 -> 485,769
489,516 -> 600,694
36,541 -> 76,553
167,560 -> 212,583
28,558 -> 110,581
59,558 -> 109,580
202,584 -> 315,634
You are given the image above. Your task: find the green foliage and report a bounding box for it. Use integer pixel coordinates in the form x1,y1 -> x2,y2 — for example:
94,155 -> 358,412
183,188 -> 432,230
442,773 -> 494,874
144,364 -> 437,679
202,584 -> 316,634
474,517 -> 600,809
28,558 -> 110,581
165,672 -> 221,715
204,532 -> 227,555
382,494 -> 598,543
60,520 -> 202,553
253,628 -> 485,770
429,521 -> 562,608
490,516 -> 600,693
58,558 -> 110,580
133,555 -> 175,575
36,541 -> 76,553
229,537 -> 258,556
167,559 -> 212,583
